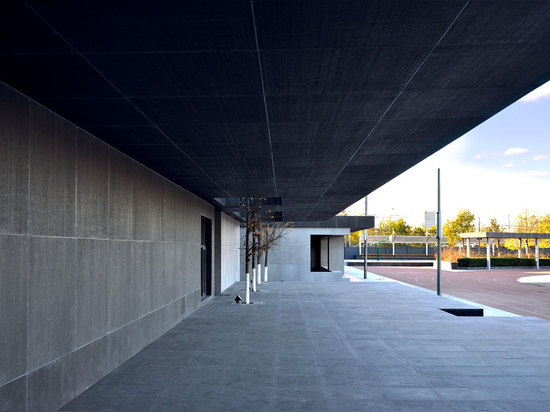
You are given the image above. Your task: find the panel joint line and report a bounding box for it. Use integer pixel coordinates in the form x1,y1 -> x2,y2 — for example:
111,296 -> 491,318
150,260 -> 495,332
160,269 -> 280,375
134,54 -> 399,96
250,1 -> 279,200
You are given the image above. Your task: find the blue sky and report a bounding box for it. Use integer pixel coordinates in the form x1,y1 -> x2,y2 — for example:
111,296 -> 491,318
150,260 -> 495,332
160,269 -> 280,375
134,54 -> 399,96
345,81 -> 550,228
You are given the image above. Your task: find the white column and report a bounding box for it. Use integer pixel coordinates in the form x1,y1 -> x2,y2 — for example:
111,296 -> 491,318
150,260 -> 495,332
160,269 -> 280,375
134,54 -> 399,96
257,263 -> 262,285
245,272 -> 250,304
392,242 -> 395,256
536,238 -> 540,270
264,266 -> 268,282
487,238 -> 491,270
518,239 -> 522,258
252,268 -> 256,292
466,238 -> 470,257
425,240 -> 428,255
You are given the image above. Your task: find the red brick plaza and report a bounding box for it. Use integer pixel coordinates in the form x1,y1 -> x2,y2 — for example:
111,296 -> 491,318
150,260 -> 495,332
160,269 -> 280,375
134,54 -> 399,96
366,267 -> 550,321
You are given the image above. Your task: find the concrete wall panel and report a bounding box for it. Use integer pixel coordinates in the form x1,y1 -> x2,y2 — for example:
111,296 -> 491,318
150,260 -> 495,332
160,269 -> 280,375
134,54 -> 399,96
29,102 -> 76,237
107,240 -> 132,330
107,241 -> 150,331
28,237 -> 75,371
163,242 -> 177,303
0,236 -> 28,385
174,190 -> 188,242
174,243 -> 186,298
149,241 -> 167,311
108,149 -> 133,240
76,129 -> 108,239
27,354 -> 76,411
133,242 -> 151,317
258,228 -> 349,282
162,181 -> 177,241
73,336 -> 109,396
329,235 -> 345,273
0,376 -> 26,411
0,83 -> 240,410
132,164 -> 152,240
150,177 -> 164,241
220,213 -> 240,292
0,86 -> 28,235
75,239 -> 108,347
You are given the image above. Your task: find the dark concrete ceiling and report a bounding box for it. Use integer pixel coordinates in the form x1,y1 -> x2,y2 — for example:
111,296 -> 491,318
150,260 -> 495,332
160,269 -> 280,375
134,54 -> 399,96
3,1 -> 550,221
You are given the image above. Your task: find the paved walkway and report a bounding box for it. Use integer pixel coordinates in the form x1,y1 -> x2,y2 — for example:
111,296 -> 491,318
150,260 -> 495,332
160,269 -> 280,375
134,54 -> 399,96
362,266 -> 550,321
62,280 -> 550,411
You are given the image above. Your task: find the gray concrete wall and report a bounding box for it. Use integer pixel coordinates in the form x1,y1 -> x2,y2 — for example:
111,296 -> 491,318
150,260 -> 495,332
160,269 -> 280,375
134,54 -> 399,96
0,83 -> 240,411
240,228 -> 349,282
220,213 -> 241,292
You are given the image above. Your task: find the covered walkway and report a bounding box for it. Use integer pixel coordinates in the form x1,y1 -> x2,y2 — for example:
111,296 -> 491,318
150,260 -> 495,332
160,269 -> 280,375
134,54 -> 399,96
62,281 -> 550,411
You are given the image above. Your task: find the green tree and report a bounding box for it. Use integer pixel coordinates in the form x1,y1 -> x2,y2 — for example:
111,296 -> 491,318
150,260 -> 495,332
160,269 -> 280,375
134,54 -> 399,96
539,213 -> 550,248
504,209 -> 540,255
484,217 -> 502,256
378,218 -> 411,236
346,230 -> 361,246
411,225 -> 427,236
443,209 -> 475,246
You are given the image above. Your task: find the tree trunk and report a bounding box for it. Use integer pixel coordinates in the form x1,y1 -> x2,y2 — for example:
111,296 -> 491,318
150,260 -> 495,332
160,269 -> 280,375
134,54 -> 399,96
264,249 -> 269,283
245,205 -> 250,279
251,214 -> 256,291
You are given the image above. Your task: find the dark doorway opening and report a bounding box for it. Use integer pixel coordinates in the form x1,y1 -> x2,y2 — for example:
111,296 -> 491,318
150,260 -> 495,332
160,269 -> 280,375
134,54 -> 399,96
311,235 -> 330,272
201,216 -> 212,298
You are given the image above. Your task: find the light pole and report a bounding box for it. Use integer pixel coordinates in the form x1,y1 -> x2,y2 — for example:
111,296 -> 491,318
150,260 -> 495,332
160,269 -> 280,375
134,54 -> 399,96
436,168 -> 441,296
364,196 -> 368,279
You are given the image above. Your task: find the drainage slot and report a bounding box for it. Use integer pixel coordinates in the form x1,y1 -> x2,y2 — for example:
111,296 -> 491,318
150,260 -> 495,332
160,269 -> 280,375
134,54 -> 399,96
441,308 -> 484,317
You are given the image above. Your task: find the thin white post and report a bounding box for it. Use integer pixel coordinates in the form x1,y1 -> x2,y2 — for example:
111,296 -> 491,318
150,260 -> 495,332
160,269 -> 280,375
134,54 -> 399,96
364,196 -> 368,279
264,266 -> 268,282
487,237 -> 491,270
252,267 -> 256,292
392,241 -> 395,256
425,241 -> 429,255
518,239 -> 522,258
246,272 -> 250,304
536,238 -> 540,270
257,263 -> 262,285
436,168 -> 441,296
466,238 -> 470,257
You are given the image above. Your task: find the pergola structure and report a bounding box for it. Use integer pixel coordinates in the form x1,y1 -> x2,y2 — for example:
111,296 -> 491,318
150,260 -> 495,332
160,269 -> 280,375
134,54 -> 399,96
367,235 -> 448,256
460,232 -> 550,270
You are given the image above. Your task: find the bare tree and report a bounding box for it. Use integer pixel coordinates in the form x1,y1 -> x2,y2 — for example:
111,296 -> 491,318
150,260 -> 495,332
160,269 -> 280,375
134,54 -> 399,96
240,197 -> 293,292
260,222 -> 293,282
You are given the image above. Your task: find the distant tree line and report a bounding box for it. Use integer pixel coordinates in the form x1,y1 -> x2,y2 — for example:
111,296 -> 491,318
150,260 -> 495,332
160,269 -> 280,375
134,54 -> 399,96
345,208 -> 550,254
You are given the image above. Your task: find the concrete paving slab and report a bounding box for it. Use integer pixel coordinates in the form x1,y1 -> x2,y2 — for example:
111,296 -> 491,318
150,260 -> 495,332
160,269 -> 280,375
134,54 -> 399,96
61,280 -> 550,411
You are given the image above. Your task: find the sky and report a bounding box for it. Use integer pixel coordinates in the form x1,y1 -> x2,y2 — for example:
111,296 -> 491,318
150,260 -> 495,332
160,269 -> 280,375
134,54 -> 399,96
344,81 -> 550,229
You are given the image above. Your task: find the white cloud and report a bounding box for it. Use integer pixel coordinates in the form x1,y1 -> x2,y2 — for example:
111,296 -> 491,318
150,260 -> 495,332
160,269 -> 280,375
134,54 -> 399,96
534,155 -> 548,161
519,81 -> 550,103
504,147 -> 528,156
474,154 -> 487,160
523,170 -> 550,177
503,161 -> 515,168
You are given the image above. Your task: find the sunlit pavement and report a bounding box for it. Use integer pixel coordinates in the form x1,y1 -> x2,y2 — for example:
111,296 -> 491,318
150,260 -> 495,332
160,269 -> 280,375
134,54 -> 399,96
62,279 -> 550,411
350,265 -> 550,321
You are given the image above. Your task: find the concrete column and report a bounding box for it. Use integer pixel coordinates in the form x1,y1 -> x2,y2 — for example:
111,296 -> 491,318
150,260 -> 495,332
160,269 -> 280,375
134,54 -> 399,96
487,238 -> 491,270
518,239 -> 522,258
214,209 -> 222,294
466,238 -> 470,257
536,238 -> 540,270
392,242 -> 395,256
425,241 -> 428,255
